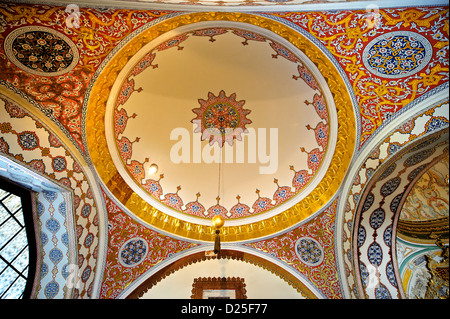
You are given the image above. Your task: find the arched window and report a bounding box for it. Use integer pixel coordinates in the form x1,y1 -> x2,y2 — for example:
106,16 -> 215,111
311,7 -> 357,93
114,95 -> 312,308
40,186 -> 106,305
0,177 -> 36,299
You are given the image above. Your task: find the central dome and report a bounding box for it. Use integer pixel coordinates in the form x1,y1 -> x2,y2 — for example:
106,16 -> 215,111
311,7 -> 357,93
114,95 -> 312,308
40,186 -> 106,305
105,21 -> 338,226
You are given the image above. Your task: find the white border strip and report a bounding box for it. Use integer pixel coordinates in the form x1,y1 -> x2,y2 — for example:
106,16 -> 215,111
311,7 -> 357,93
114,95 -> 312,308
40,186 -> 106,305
5,0 -> 449,13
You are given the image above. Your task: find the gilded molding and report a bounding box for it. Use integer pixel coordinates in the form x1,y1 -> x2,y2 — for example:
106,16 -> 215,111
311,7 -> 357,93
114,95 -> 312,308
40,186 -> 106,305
86,12 -> 355,242
397,217 -> 449,244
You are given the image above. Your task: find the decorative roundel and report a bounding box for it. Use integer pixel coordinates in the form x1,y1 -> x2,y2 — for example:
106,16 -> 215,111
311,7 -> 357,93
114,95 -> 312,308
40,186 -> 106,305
363,31 -> 432,79
191,90 -> 252,147
119,237 -> 148,267
295,237 -> 324,266
4,26 -> 79,76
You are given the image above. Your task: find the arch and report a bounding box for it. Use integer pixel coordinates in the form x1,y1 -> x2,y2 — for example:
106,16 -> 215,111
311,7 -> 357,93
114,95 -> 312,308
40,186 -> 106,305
336,92 -> 449,298
0,89 -> 107,298
0,152 -> 75,298
352,128 -> 448,298
124,248 -> 320,299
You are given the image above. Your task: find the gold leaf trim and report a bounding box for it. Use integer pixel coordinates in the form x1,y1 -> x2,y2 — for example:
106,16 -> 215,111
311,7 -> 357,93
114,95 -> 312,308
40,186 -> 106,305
86,12 -> 355,242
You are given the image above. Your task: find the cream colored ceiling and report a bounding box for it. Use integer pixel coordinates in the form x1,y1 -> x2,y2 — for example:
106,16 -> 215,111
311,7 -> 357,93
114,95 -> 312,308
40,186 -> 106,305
86,11 -> 355,242
106,21 -> 336,225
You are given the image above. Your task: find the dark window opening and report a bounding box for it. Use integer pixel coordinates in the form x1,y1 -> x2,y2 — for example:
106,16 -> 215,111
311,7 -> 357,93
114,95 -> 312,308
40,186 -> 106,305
0,177 -> 36,299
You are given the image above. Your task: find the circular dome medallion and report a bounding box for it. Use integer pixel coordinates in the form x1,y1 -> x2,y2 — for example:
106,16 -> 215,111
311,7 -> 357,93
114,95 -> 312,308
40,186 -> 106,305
362,31 -> 432,79
119,237 -> 148,267
87,12 -> 356,242
295,237 -> 324,266
106,21 -> 338,226
4,26 -> 79,76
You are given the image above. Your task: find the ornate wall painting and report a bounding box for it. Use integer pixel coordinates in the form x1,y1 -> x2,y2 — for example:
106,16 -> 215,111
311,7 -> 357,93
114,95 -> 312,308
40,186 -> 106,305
0,94 -> 99,298
245,199 -> 343,299
0,4 -> 174,153
396,156 -> 449,247
98,186 -> 198,299
123,247 -> 320,299
396,238 -> 448,299
87,11 -> 355,243
0,2 -> 448,300
353,129 -> 448,299
339,99 -> 449,299
399,156 -> 449,224
110,23 -> 335,222
61,0 -> 380,7
395,156 -> 449,299
0,5 -> 446,153
275,7 -> 449,148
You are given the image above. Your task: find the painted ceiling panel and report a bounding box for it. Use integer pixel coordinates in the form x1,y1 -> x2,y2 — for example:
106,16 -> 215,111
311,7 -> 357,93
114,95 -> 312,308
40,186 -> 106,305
0,0 -> 448,300
107,22 -> 336,222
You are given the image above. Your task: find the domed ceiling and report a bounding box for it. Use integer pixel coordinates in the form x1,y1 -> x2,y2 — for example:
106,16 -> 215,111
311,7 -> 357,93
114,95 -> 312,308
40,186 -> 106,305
0,0 -> 447,300
87,12 -> 355,241
108,22 -> 336,222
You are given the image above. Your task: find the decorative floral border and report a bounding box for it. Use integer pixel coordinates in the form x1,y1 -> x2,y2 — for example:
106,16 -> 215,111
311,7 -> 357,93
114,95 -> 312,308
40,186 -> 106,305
339,100 -> 449,298
98,186 -> 198,299
0,94 -> 99,298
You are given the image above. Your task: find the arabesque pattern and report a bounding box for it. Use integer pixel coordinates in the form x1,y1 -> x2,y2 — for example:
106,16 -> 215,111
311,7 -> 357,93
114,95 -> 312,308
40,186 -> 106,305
99,188 -> 198,299
0,95 -> 98,299
245,200 -> 342,299
275,7 -> 449,147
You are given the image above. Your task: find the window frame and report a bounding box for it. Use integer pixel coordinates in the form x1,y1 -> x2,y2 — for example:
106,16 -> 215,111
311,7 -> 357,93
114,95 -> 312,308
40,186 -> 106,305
0,177 -> 37,299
